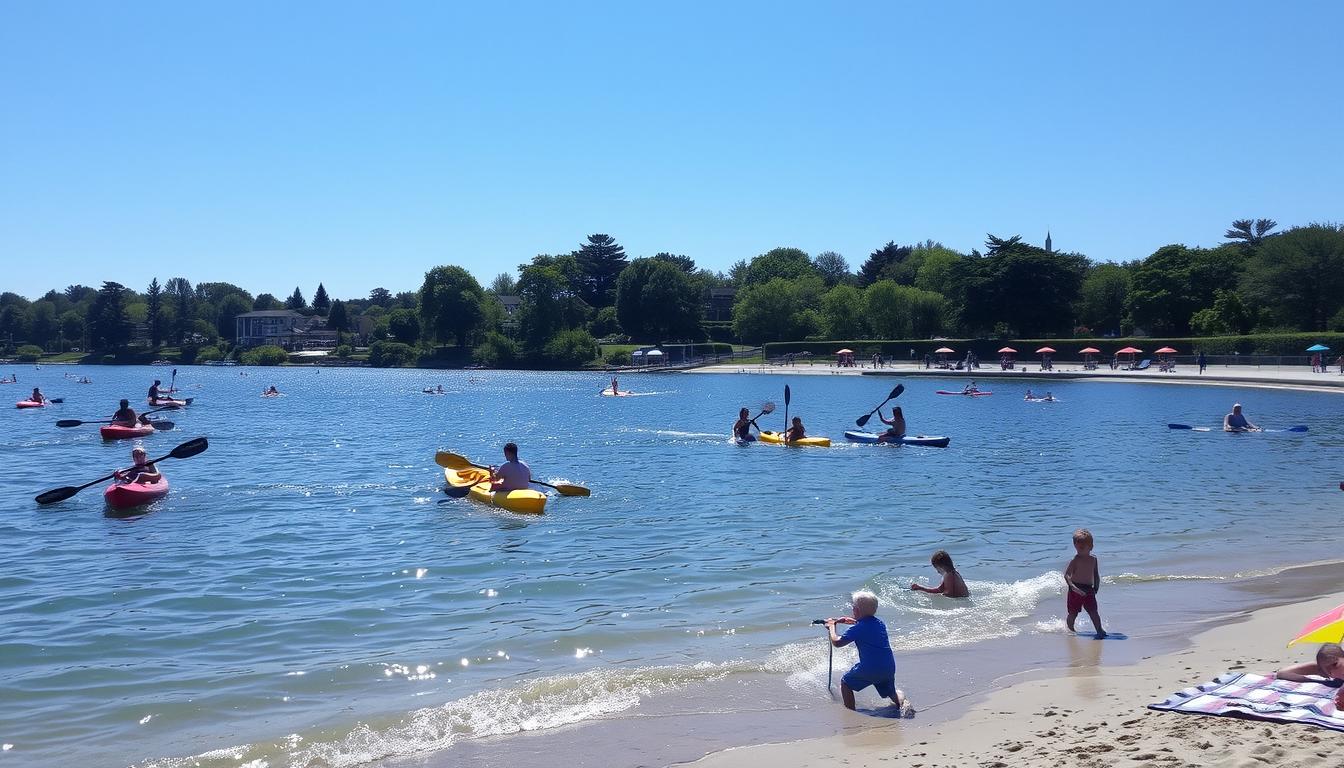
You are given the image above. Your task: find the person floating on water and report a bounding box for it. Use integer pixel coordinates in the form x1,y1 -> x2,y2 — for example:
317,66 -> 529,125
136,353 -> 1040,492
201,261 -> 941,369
877,406 -> 906,442
435,384 -> 444,394
263,386 -> 280,396
1223,402 -> 1259,432
29,387 -> 45,404
489,442 -> 531,492
1024,389 -> 1033,400
784,416 -> 806,443
114,446 -> 162,485
1064,528 -> 1106,638
1042,392 -> 1055,402
1275,643 -> 1344,708
824,590 -> 905,712
732,407 -> 758,443
911,550 -> 970,598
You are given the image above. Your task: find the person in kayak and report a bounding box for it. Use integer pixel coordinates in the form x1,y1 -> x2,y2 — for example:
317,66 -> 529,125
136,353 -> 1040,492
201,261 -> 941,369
962,381 -> 979,394
1024,389 -> 1034,400
263,386 -> 280,396
877,407 -> 906,442
732,407 -> 759,442
489,442 -> 532,492
784,416 -> 806,442
911,550 -> 970,598
110,399 -> 149,427
1223,403 -> 1260,432
114,446 -> 162,485
148,379 -> 167,403
1042,392 -> 1055,402
29,387 -> 46,404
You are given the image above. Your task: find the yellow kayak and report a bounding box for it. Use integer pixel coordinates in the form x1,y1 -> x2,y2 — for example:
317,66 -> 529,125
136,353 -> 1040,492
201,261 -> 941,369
444,467 -> 548,514
759,430 -> 831,447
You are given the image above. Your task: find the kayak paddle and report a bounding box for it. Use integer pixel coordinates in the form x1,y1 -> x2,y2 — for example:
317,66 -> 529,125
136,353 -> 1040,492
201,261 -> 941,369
855,384 -> 905,427
782,385 -> 791,442
434,451 -> 591,496
34,436 -> 208,505
56,405 -> 179,428
747,401 -> 776,432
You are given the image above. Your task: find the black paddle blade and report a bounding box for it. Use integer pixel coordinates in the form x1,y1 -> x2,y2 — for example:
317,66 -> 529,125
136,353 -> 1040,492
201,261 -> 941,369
810,618 -> 826,625
151,421 -> 175,431
891,384 -> 905,399
784,385 -> 791,405
855,414 -> 872,427
444,483 -> 471,498
55,419 -> 84,428
35,486 -> 80,505
167,437 -> 209,460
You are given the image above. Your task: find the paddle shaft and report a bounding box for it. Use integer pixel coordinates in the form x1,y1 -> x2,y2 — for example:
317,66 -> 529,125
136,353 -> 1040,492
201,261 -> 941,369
58,405 -> 177,428
35,437 -> 208,504
447,455 -> 578,495
856,384 -> 904,427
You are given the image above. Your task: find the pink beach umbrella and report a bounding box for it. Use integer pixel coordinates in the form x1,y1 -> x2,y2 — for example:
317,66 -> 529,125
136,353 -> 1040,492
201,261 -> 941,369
997,347 -> 1017,354
1288,603 -> 1344,646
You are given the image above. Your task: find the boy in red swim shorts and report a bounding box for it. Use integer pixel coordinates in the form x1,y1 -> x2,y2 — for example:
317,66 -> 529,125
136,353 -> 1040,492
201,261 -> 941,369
1064,528 -> 1106,638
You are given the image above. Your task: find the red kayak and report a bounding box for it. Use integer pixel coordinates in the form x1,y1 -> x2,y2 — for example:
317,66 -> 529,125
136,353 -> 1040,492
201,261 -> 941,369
935,390 -> 994,397
103,477 -> 170,510
100,423 -> 155,440
16,400 -> 46,408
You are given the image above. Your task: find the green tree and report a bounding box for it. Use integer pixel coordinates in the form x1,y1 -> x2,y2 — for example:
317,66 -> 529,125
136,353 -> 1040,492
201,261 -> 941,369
473,331 -> 520,367
742,247 -> 816,287
589,306 -> 621,338
961,246 -> 1088,337
87,281 -> 132,352
614,258 -> 702,341
165,277 -> 194,344
856,242 -> 911,287
418,265 -> 486,347
387,308 -> 421,345
328,300 -> 350,336
1224,218 -> 1277,250
312,283 -> 330,315
285,287 -> 307,311
146,278 -> 164,348
216,294 -> 252,341
1127,245 -> 1243,335
253,293 -> 284,311
368,341 -> 418,367
488,273 -> 517,295
575,233 -> 629,307
1076,263 -> 1132,335
812,251 -> 851,287
517,259 -> 589,351
651,252 -> 696,273
1242,224 -> 1344,330
30,301 -> 58,349
863,280 -> 911,338
538,328 -> 598,368
912,247 -> 962,295
732,278 -> 810,344
240,344 -> 289,365
368,287 -> 393,307
59,310 -> 84,349
820,285 -> 866,338
0,305 -> 29,345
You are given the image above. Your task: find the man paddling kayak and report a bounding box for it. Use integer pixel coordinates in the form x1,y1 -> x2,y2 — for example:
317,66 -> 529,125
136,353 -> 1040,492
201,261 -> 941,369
962,381 -> 980,395
733,407 -> 759,442
111,399 -> 150,427
148,379 -> 168,404
28,387 -> 45,404
114,446 -> 163,485
1224,403 -> 1260,432
877,407 -> 906,442
489,442 -> 532,492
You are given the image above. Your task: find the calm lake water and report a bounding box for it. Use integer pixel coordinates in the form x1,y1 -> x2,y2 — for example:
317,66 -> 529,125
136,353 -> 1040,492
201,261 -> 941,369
1,366 -> 1341,767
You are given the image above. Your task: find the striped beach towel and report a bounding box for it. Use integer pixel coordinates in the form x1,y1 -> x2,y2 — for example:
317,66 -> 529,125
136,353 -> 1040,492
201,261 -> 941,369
1149,672 -> 1344,731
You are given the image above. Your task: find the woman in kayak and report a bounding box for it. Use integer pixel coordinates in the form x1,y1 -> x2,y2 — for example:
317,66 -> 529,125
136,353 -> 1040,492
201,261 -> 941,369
877,407 -> 906,443
1223,403 -> 1259,432
114,447 -> 162,485
732,407 -> 758,442
784,416 -> 807,442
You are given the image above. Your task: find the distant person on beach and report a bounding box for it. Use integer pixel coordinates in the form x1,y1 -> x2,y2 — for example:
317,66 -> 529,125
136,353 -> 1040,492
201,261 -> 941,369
911,550 -> 970,598
1198,351 -> 1207,374
825,590 -> 905,711
489,442 -> 531,492
1064,528 -> 1106,638
114,446 -> 162,485
732,407 -> 758,442
1337,354 -> 1344,374
1275,644 -> 1344,707
784,416 -> 806,442
878,406 -> 906,442
1223,403 -> 1259,432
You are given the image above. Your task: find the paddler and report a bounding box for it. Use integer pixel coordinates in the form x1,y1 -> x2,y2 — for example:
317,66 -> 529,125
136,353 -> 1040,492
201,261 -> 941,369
1223,403 -> 1260,432
609,376 -> 620,396
1024,389 -> 1034,400
784,416 -> 807,443
29,387 -> 45,404
110,399 -> 145,427
148,379 -> 167,404
877,406 -> 906,443
263,386 -> 280,396
732,407 -> 759,442
114,446 -> 162,485
489,442 -> 532,492
962,381 -> 979,394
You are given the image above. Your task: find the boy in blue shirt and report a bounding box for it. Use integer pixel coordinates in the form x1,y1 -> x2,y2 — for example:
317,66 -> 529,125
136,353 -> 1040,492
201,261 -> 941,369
824,590 -> 903,711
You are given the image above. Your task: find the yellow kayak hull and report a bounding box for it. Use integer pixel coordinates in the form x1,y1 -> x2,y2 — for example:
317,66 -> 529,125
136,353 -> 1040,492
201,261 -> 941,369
758,430 -> 831,447
444,467 -> 547,514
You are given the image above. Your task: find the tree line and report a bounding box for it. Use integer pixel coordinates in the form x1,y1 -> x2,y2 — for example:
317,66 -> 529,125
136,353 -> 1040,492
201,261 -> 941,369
2,220 -> 1341,366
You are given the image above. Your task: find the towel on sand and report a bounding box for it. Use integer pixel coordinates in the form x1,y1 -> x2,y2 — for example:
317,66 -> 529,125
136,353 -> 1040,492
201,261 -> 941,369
1150,672 -> 1344,731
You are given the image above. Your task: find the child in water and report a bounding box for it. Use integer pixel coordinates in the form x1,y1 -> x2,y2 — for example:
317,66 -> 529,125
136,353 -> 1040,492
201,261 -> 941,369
911,550 -> 970,598
1064,528 -> 1106,638
825,590 -> 905,711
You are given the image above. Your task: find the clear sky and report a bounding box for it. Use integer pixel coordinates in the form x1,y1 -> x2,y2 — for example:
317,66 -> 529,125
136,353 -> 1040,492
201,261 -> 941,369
2,1 -> 1340,301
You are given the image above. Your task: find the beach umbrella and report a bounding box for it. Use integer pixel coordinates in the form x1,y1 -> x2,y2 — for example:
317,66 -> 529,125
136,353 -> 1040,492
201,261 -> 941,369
835,348 -> 853,354
1306,344 -> 1331,352
997,347 -> 1017,354
1035,347 -> 1056,355
1117,346 -> 1142,354
646,349 -> 664,357
1288,603 -> 1344,646
935,347 -> 955,354
1155,346 -> 1177,354
1079,347 -> 1100,354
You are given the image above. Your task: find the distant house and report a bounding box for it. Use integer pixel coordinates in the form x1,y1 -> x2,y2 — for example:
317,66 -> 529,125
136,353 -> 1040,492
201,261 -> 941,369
235,310 -> 336,350
496,295 -> 521,316
706,288 -> 736,322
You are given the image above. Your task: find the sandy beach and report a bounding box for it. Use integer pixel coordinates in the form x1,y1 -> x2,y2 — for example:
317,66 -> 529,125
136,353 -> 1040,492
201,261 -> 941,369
688,581 -> 1344,768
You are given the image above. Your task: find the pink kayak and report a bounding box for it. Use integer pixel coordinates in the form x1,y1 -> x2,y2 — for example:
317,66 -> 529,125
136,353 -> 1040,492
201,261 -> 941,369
935,390 -> 994,396
100,423 -> 155,440
16,400 -> 46,408
103,477 -> 170,510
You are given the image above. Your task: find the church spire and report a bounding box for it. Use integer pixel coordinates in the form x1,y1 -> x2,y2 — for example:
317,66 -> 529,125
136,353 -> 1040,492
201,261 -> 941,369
1045,230 -> 1053,253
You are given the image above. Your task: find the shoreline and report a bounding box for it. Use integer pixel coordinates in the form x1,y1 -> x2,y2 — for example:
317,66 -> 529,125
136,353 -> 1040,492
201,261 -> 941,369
683,361 -> 1344,394
684,562 -> 1344,768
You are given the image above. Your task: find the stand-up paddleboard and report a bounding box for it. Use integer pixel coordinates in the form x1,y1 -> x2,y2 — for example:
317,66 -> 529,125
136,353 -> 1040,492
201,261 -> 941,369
844,431 -> 950,448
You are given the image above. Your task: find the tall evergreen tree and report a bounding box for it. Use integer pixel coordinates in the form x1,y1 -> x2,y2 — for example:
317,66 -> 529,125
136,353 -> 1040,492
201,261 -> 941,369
575,233 -> 628,307
146,277 -> 163,348
164,277 -> 194,345
328,300 -> 349,335
286,287 -> 307,310
857,242 -> 911,287
88,281 -> 132,352
312,283 -> 331,314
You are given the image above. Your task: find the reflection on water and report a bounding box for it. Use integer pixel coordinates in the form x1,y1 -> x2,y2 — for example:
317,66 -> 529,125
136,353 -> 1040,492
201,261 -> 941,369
0,367 -> 1340,767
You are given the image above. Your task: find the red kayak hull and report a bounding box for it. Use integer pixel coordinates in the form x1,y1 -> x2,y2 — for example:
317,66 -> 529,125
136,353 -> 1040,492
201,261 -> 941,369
100,424 -> 155,440
103,478 -> 170,510
935,390 -> 993,396
16,400 -> 46,408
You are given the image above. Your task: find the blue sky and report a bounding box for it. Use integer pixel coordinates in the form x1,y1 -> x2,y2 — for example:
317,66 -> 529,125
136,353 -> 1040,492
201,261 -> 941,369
2,1 -> 1340,301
